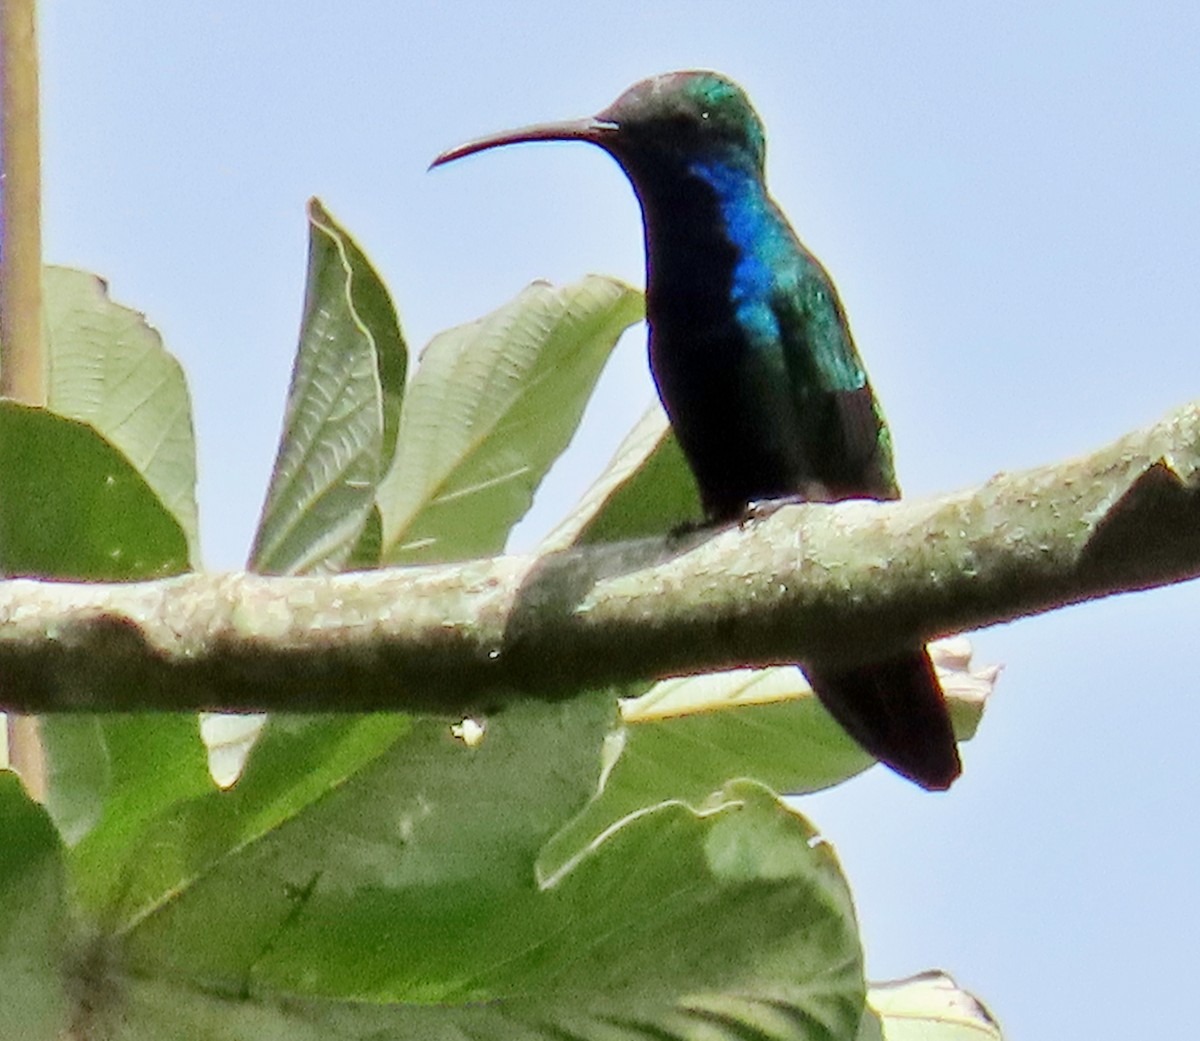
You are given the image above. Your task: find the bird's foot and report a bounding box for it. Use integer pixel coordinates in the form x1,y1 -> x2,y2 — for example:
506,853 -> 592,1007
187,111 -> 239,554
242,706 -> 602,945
740,494 -> 809,528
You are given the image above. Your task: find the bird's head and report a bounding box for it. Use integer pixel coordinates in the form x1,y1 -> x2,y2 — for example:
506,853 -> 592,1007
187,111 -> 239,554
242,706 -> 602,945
431,71 -> 767,176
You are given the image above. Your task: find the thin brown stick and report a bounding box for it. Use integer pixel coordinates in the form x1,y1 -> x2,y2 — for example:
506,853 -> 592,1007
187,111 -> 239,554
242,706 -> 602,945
1,0 -> 47,798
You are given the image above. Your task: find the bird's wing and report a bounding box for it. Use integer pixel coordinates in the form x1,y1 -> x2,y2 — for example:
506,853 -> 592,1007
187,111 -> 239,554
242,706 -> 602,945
771,264 -> 899,500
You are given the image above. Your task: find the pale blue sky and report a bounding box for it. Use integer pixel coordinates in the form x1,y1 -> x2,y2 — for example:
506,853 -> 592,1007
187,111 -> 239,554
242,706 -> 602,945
37,3 -> 1200,1037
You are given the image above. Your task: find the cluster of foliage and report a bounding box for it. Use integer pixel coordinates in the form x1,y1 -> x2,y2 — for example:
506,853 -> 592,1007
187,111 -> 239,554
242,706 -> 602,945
1,203 -> 998,1039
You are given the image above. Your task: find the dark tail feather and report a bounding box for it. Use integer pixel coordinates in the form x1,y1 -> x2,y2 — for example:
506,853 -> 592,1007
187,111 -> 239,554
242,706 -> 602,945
804,647 -> 961,790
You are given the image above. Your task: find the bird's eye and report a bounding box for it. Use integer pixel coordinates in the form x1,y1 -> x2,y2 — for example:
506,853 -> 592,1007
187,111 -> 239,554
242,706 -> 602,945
701,110 -> 710,120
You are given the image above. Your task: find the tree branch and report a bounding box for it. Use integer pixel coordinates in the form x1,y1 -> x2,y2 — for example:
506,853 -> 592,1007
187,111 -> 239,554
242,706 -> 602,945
1,401 -> 1199,715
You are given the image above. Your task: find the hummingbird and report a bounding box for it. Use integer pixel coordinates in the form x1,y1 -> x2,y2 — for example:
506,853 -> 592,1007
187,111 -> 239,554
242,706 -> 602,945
432,71 -> 961,790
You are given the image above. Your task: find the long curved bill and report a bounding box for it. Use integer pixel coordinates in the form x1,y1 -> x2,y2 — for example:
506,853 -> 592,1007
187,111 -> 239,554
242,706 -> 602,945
430,116 -> 618,168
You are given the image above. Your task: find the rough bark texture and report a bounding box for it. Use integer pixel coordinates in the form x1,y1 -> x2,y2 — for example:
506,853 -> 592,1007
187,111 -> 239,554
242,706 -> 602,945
0,402 -> 1198,715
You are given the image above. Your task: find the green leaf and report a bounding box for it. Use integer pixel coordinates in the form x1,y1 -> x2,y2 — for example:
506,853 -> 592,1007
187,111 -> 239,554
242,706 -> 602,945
59,691 -> 862,1038
222,202 -> 406,789
861,972 -> 1003,1040
540,640 -> 995,882
323,203 -> 407,471
0,401 -> 189,579
109,697 -> 613,985
541,403 -> 702,551
41,718 -> 110,846
44,265 -> 200,563
91,714 -> 410,925
49,716 -> 213,909
377,277 -> 643,565
344,502 -> 383,569
0,773 -> 70,1041
249,199 -> 406,576
35,271 -> 204,849
43,718 -> 210,850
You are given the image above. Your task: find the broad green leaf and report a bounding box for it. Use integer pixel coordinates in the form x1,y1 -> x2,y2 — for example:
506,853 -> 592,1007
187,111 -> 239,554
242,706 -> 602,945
234,202 -> 406,787
378,277 -> 643,564
541,402 -> 702,552
43,265 -> 200,562
249,199 -> 406,576
344,502 -> 383,570
83,790 -> 863,1039
0,773 -> 70,1041
0,402 -> 188,579
34,269 -> 204,848
34,273 -> 203,848
109,696 -> 616,982
860,972 -> 1003,1040
73,714 -> 410,920
41,718 -> 110,846
539,640 -> 996,882
50,716 -> 214,913
43,724 -> 213,891
68,689 -> 863,1039
42,717 -> 211,850
325,203 -> 407,472
91,955 -> 863,1041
